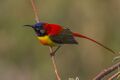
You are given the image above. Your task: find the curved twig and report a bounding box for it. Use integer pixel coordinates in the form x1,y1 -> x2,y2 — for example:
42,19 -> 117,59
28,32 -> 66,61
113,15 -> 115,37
108,71 -> 120,80
93,62 -> 120,80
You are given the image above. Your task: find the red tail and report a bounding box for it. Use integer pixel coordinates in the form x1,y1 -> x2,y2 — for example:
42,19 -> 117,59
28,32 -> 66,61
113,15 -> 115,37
73,32 -> 115,54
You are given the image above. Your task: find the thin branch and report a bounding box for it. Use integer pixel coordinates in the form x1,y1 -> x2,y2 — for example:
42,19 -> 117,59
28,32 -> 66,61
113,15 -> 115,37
49,47 -> 61,80
108,72 -> 120,80
30,0 -> 40,23
30,0 -> 61,80
93,62 -> 120,80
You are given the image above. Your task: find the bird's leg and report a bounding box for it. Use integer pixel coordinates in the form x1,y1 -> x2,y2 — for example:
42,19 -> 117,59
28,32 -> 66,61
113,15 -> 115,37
50,45 -> 61,56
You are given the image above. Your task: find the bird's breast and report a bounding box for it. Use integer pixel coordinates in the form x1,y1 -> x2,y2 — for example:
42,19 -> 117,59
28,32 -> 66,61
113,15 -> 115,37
37,35 -> 56,46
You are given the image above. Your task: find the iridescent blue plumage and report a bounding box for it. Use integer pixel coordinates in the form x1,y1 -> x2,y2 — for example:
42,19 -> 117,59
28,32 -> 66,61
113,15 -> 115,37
34,22 -> 44,28
33,22 -> 46,36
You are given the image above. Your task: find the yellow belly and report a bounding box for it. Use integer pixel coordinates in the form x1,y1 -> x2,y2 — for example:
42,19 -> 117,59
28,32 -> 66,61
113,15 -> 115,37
37,35 -> 56,46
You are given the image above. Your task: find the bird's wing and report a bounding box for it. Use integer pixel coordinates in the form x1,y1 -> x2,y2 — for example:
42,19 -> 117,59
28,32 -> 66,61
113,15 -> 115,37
50,29 -> 78,44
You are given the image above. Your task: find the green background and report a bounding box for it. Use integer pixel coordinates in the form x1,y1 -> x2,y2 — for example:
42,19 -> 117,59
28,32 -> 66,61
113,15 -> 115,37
0,0 -> 120,80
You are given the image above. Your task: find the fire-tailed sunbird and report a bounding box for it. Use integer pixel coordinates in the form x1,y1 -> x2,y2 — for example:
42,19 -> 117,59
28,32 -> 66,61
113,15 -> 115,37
25,22 -> 115,55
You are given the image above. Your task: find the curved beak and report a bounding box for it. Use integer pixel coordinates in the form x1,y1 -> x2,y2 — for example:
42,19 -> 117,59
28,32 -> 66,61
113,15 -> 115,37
24,25 -> 33,27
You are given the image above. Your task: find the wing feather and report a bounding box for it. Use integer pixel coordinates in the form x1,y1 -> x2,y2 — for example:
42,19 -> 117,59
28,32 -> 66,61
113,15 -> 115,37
50,29 -> 78,44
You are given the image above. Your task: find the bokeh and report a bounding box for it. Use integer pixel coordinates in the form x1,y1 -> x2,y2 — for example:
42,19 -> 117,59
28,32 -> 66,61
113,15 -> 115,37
0,0 -> 120,80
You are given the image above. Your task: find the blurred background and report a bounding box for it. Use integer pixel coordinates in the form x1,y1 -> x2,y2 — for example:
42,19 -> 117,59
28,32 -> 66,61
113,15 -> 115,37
0,0 -> 120,80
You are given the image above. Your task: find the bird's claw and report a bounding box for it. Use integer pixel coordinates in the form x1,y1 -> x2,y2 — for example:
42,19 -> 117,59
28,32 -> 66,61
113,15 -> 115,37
50,52 -> 55,56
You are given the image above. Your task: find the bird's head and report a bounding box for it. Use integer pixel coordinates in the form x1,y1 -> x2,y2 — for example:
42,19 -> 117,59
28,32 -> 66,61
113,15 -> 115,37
24,22 -> 46,36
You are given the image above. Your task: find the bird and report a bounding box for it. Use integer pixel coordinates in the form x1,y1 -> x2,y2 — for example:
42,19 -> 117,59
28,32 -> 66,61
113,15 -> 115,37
24,22 -> 115,55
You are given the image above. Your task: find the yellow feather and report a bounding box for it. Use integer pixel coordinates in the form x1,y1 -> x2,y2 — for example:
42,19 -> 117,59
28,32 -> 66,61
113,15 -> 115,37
37,35 -> 56,46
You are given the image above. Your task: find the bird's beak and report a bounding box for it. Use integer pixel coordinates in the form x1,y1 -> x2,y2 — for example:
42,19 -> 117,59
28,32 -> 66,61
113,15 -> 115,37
24,25 -> 33,27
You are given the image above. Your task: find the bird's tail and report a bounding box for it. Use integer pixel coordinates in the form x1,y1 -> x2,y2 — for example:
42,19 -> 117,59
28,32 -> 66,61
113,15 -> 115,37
73,32 -> 115,54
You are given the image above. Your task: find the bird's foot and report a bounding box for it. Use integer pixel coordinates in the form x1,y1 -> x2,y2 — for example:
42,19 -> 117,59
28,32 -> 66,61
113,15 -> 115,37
50,52 -> 55,56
